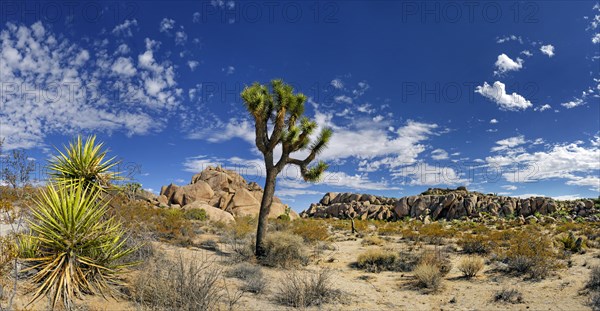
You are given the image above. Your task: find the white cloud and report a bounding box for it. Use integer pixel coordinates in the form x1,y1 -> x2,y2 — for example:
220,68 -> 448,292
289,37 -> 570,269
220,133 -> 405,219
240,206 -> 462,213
334,95 -> 352,104
491,135 -> 526,152
392,163 -> 469,186
431,149 -> 449,160
193,12 -> 201,23
475,81 -> 533,111
352,81 -> 370,97
501,185 -> 518,191
561,98 -> 584,109
593,33 -> 600,44
496,35 -> 523,44
112,19 -> 138,37
494,53 -> 524,75
222,65 -> 235,75
117,44 -> 130,54
566,176 -> 600,192
175,30 -> 187,45
0,22 -> 180,150
330,79 -> 343,89
486,137 -> 600,190
190,119 -> 255,144
111,57 -> 137,77
540,44 -> 555,57
552,194 -> 583,201
521,50 -> 533,57
187,60 -> 199,71
490,118 -> 499,124
534,104 -> 552,112
159,18 -> 175,33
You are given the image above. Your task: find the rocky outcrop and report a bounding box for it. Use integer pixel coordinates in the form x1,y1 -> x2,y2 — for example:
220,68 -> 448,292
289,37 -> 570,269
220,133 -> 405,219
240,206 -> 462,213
300,187 -> 598,221
154,166 -> 299,222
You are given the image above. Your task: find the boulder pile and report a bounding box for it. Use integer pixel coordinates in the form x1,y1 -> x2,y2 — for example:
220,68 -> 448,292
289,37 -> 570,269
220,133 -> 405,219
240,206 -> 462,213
150,166 -> 298,223
300,187 -> 599,222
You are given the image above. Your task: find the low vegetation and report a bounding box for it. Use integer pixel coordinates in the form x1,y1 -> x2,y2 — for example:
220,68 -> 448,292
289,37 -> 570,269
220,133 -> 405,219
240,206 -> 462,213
493,288 -> 524,304
413,263 -> 442,290
458,256 -> 485,278
260,232 -> 308,268
356,249 -> 398,273
275,269 -> 341,308
132,256 -> 223,311
226,263 -> 266,294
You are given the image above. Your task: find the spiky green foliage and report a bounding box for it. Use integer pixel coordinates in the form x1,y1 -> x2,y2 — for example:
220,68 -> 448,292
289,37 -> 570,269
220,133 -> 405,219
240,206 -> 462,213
241,79 -> 333,181
24,183 -> 135,309
48,135 -> 120,192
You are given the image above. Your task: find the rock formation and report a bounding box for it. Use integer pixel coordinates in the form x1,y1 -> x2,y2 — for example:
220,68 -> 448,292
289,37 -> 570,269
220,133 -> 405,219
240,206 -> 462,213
300,187 -> 599,222
152,166 -> 298,222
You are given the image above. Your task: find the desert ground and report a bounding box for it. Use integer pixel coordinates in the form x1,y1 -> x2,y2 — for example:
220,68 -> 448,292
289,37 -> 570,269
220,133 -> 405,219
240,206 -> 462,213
2,191 -> 599,311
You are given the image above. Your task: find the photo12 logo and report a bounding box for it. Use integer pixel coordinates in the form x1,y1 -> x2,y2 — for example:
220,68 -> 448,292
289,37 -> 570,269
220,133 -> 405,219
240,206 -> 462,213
400,1 -> 539,24
194,1 -> 339,24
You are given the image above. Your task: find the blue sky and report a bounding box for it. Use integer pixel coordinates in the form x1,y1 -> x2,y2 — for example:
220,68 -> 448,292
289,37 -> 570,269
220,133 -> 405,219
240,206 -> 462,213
0,1 -> 599,211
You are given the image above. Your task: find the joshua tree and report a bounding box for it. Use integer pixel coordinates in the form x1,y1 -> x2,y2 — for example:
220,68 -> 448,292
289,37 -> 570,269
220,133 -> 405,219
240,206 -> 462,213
241,79 -> 333,257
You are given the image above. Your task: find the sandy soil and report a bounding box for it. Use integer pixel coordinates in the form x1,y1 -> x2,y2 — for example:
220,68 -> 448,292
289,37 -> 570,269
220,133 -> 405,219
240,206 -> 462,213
4,231 -> 599,311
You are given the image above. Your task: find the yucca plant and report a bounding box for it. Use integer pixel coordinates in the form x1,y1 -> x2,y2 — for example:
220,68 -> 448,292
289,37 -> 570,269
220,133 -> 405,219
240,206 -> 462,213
48,135 -> 121,192
24,183 -> 135,309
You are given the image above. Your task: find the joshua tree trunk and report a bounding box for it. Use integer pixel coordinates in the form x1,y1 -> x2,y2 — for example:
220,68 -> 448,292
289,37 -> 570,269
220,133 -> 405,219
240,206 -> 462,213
256,168 -> 276,258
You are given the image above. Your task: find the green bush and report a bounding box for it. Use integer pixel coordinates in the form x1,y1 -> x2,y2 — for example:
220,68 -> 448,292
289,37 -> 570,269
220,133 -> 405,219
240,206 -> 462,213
184,208 -> 209,221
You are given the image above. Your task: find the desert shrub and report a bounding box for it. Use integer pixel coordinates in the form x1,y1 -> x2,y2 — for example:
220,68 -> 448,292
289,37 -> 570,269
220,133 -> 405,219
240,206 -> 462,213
277,214 -> 291,221
419,251 -> 452,276
586,266 -> 600,291
226,263 -> 266,294
229,216 -> 257,239
458,256 -> 484,278
413,263 -> 442,290
0,236 -> 16,272
269,218 -> 292,232
458,234 -> 492,254
260,232 -> 307,268
222,233 -> 254,263
199,239 -> 219,251
292,219 -> 329,243
377,222 -> 403,236
558,232 -> 584,253
503,230 -> 557,280
420,223 -> 455,245
356,249 -> 398,273
591,293 -> 600,311
361,235 -> 385,246
132,255 -> 222,311
120,232 -> 155,264
183,208 -> 208,221
395,250 -> 422,272
493,288 -> 524,304
275,269 -> 341,308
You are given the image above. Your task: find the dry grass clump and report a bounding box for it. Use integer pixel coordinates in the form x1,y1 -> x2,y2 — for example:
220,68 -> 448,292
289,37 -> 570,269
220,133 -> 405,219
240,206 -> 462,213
226,263 -> 266,294
458,256 -> 485,278
493,288 -> 524,304
260,232 -> 308,268
132,255 -> 222,311
413,263 -> 442,290
275,269 -> 342,308
361,235 -> 385,246
291,219 -> 329,243
356,249 -> 398,273
419,251 -> 453,276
